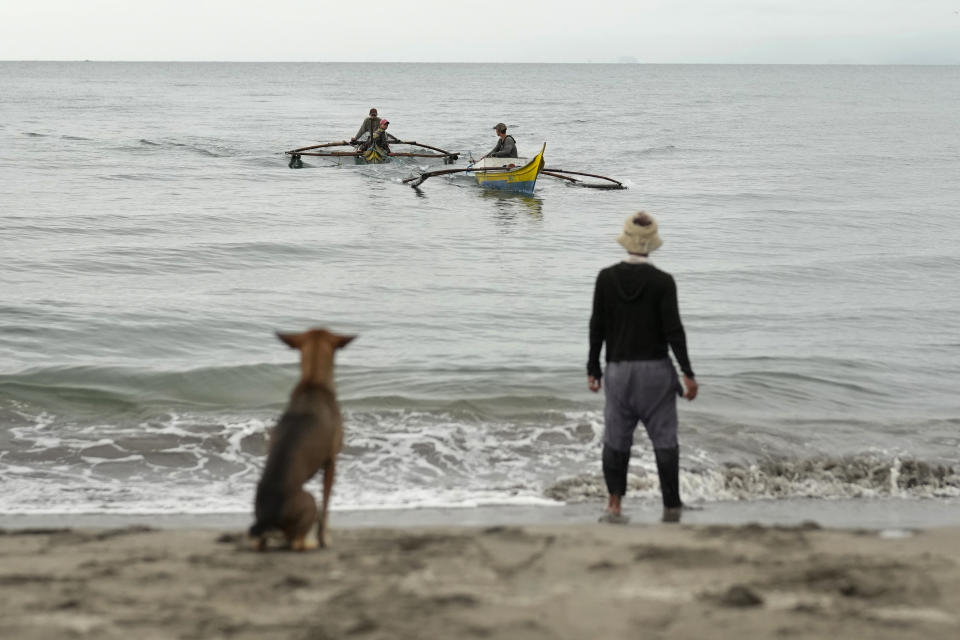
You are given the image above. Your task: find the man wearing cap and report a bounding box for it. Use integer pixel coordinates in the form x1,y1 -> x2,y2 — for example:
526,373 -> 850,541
483,123 -> 517,158
587,211 -> 698,524
350,108 -> 380,145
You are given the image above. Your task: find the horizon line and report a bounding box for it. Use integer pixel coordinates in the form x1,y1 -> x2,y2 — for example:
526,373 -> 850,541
2,59 -> 959,66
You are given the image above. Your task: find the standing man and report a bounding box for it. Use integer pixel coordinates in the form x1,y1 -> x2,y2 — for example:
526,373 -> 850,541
350,107 -> 380,145
587,212 -> 698,523
483,122 -> 518,158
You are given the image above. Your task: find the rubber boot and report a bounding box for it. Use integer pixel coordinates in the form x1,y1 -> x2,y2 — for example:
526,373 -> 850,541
602,444 -> 631,498
654,446 -> 682,509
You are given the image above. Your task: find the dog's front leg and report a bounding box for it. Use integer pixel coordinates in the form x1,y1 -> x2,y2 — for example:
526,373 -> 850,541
318,461 -> 336,548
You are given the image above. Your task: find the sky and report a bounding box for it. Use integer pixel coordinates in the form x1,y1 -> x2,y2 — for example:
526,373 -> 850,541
1,0 -> 959,64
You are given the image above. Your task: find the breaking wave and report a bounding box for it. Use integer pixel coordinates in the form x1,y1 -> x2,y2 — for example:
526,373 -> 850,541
546,455 -> 960,503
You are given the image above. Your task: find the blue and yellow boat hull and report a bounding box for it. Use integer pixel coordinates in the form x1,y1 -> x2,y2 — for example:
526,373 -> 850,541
472,144 -> 545,195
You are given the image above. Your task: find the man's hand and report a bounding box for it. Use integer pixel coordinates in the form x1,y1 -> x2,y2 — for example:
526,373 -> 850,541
682,375 -> 698,400
588,376 -> 602,393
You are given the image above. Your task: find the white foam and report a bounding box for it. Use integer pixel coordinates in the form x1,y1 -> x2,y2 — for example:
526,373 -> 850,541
1,404 -> 958,515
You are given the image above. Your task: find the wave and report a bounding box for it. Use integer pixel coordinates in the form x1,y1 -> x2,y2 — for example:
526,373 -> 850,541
2,369 -> 957,513
6,237 -> 339,275
0,363 -> 293,412
0,394 -> 601,514
21,131 -> 246,160
133,137 -> 240,158
546,454 -> 960,503
637,144 -> 677,155
0,363 -> 592,416
135,138 -> 218,156
2,449 -> 956,515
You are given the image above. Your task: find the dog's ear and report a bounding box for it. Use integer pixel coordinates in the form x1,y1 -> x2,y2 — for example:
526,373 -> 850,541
334,334 -> 356,349
276,332 -> 304,349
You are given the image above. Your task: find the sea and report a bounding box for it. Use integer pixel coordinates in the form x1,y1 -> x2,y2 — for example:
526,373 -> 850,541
2,62 -> 959,524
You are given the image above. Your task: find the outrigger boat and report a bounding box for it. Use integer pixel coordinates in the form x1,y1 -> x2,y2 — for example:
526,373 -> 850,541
465,144 -> 546,195
403,142 -> 626,192
286,139 -> 459,168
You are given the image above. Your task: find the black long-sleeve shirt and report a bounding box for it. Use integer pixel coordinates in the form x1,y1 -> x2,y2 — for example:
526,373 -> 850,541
488,135 -> 517,158
588,262 -> 694,380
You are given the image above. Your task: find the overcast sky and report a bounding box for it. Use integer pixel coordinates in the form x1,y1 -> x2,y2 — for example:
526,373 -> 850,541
1,0 -> 958,63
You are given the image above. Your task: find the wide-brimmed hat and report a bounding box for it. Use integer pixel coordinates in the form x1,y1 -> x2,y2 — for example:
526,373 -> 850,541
617,211 -> 662,254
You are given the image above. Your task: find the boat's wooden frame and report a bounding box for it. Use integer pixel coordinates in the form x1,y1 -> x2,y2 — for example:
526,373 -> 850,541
285,140 -> 459,167
402,142 -> 625,191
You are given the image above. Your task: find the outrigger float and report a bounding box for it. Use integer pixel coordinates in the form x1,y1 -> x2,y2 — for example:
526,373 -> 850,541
403,143 -> 626,193
286,140 -> 459,167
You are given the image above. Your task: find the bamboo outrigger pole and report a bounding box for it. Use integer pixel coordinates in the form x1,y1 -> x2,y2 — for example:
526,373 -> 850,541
286,141 -> 354,168
287,141 -> 458,156
287,141 -> 352,154
291,151 -> 455,159
395,140 -> 459,158
542,168 -> 625,189
286,139 -> 460,168
401,166 -> 510,188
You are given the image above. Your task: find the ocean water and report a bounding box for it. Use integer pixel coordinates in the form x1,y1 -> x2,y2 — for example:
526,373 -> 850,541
1,62 -> 959,517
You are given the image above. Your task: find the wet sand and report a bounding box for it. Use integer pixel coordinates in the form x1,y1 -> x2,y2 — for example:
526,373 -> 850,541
1,521 -> 958,639
5,496 -> 960,532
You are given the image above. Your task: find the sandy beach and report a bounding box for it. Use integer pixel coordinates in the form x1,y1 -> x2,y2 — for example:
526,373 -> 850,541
2,520 -> 958,640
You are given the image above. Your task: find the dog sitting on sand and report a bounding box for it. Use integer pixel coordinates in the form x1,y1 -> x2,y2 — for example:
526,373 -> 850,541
249,329 -> 355,551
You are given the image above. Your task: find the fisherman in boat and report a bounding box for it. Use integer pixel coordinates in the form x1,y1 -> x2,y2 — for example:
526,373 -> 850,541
350,107 -> 380,145
358,119 -> 398,153
482,122 -> 518,159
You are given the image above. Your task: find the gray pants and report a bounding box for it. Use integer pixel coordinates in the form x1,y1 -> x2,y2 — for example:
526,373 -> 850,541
603,359 -> 679,452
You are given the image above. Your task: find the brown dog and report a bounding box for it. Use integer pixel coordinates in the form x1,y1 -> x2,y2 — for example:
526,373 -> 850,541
248,329 -> 354,550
